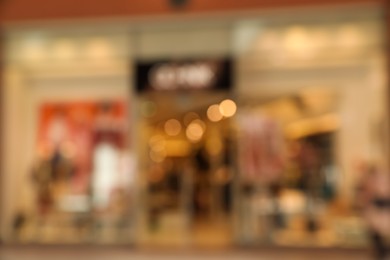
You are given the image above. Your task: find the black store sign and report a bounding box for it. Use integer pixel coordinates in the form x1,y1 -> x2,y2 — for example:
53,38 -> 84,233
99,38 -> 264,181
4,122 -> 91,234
135,59 -> 232,93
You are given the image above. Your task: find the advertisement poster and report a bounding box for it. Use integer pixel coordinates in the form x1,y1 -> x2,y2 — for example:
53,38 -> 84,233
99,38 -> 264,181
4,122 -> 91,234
35,101 -> 129,210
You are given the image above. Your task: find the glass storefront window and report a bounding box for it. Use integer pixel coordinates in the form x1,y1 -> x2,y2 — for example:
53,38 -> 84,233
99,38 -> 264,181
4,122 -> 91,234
2,30 -> 134,244
234,16 -> 387,247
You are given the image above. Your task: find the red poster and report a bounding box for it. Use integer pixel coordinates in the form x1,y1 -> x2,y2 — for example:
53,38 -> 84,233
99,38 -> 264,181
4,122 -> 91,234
35,101 -> 128,197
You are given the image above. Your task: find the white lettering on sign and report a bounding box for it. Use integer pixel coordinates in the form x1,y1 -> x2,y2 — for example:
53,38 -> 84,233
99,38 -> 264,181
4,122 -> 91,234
149,62 -> 217,90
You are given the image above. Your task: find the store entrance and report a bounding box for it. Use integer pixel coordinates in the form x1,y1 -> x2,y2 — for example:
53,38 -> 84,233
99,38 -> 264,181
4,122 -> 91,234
139,92 -> 235,247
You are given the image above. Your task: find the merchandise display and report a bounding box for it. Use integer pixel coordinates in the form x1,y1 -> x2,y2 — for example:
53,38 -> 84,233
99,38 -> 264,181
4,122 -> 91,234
24,101 -> 134,242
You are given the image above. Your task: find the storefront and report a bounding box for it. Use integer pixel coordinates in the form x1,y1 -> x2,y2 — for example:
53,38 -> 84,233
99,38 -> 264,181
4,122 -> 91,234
2,28 -> 134,243
0,4 -> 387,248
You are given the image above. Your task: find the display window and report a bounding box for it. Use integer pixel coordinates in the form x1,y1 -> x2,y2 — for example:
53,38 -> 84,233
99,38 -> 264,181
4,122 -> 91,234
236,91 -> 341,246
34,101 -> 130,205
233,15 -> 387,247
27,100 -> 133,242
1,31 -> 133,243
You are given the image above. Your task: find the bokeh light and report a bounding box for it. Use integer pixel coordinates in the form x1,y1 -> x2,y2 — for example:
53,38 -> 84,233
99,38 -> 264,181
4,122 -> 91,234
186,120 -> 205,142
164,119 -> 182,136
207,104 -> 223,122
219,99 -> 237,117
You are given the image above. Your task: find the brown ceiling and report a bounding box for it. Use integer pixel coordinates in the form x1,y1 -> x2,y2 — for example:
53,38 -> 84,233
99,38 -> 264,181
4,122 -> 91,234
0,0 -> 382,24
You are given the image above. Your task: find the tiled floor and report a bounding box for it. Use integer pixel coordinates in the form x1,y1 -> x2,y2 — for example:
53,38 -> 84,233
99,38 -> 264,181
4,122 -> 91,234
0,245 -> 374,260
